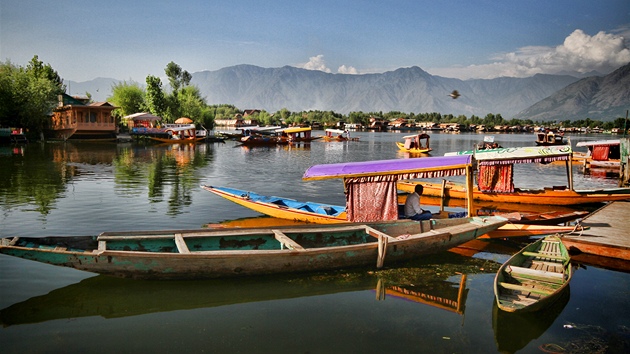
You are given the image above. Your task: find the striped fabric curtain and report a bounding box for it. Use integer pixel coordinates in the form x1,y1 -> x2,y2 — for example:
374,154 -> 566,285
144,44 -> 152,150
345,179 -> 399,222
477,164 -> 514,193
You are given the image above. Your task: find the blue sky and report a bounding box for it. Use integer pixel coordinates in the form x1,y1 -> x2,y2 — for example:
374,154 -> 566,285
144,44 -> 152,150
1,0 -> 629,82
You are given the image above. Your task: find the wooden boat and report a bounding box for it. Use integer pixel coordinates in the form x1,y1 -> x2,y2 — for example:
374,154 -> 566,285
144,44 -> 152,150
395,133 -> 432,154
494,234 -> 573,312
535,131 -> 566,146
147,124 -> 206,144
202,186 -> 347,223
202,186 -> 586,238
575,139 -> 622,170
276,126 -> 322,143
398,145 -> 630,205
322,128 -> 359,141
0,217 -> 507,279
479,210 -> 589,225
239,134 -> 288,146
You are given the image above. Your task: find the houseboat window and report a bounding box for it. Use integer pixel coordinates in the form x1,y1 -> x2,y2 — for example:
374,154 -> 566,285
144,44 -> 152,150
90,112 -> 97,123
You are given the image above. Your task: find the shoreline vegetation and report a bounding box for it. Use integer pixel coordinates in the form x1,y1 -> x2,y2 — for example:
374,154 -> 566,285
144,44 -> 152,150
2,56 -> 629,142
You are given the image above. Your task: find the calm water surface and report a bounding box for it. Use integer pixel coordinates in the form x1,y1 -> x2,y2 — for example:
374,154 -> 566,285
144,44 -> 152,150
1,131 -> 629,353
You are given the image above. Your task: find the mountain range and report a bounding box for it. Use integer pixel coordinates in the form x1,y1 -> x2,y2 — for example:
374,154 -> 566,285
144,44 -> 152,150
66,62 -> 630,122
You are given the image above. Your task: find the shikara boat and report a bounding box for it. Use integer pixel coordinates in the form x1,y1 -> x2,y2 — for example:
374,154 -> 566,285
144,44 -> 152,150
0,217 -> 506,280
322,129 -> 359,141
535,131 -> 566,146
398,145 -> 630,205
494,234 -> 572,312
395,133 -> 432,154
146,124 -> 207,144
202,185 -> 347,224
575,139 -> 622,170
276,126 -> 322,143
480,210 -> 589,225
239,135 -> 289,146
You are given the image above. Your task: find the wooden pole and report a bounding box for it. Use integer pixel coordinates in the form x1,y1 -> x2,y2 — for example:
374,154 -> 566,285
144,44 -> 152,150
440,179 -> 446,211
466,165 -> 474,217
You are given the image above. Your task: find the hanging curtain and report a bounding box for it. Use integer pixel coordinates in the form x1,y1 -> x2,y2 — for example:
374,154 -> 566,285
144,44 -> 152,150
592,145 -> 610,161
345,177 -> 398,222
477,164 -> 514,193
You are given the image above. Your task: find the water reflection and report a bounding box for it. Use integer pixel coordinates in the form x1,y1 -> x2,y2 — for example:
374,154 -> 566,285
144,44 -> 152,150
0,251 -> 498,327
0,142 -> 214,218
492,287 -> 570,353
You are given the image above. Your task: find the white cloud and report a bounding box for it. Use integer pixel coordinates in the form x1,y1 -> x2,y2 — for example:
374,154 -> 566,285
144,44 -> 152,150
300,55 -> 331,73
429,29 -> 630,80
337,65 -> 358,74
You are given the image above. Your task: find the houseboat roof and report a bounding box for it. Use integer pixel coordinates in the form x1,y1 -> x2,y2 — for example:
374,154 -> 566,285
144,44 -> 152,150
576,139 -> 620,147
123,112 -> 162,121
447,145 -> 572,165
302,155 -> 472,181
277,127 -> 312,134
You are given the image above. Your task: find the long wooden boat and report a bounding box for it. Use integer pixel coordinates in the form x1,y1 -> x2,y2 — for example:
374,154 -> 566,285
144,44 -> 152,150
0,217 -> 506,280
202,185 -> 347,223
494,234 -> 573,312
239,135 -> 289,146
398,145 -> 630,205
202,186 -> 587,238
480,210 -> 589,225
146,124 -> 206,144
322,129 -> 359,141
395,133 -> 432,153
276,126 -> 322,142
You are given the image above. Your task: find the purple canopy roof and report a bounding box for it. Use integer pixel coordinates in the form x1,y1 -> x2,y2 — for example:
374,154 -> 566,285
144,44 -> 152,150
303,155 -> 472,181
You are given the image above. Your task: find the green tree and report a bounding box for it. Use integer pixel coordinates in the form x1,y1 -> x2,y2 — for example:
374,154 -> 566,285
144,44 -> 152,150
0,57 -> 64,136
145,75 -> 168,120
165,61 -> 191,94
108,81 -> 146,118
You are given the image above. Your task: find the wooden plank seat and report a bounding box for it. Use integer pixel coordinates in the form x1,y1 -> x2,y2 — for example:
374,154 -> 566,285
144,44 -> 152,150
499,282 -> 553,296
522,251 -> 566,261
506,265 -> 565,284
273,230 -> 305,251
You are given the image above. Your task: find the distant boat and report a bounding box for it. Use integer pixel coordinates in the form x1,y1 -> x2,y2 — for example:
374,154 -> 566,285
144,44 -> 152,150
494,234 -> 573,312
395,133 -> 432,154
0,217 -> 506,279
322,129 -> 359,141
148,124 -> 206,144
535,131 -> 566,146
276,126 -> 322,142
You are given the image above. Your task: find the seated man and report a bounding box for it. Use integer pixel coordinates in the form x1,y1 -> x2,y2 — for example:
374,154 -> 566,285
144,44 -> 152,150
404,184 -> 433,220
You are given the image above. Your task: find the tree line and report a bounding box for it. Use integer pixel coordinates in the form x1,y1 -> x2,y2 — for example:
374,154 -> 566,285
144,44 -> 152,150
1,56 -> 628,138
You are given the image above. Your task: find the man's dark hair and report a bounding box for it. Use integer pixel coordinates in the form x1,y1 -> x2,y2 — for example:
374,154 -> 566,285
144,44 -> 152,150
415,184 -> 423,195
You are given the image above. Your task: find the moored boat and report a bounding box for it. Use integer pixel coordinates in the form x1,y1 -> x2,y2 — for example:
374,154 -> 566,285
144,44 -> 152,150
0,217 -> 506,279
395,133 -> 432,153
276,126 -> 321,142
535,131 -> 566,146
322,129 -> 359,141
494,234 -> 573,312
398,145 -> 630,205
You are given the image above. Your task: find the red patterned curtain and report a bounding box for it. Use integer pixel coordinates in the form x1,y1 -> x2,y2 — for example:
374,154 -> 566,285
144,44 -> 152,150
592,146 -> 610,161
477,164 -> 514,193
345,179 -> 398,222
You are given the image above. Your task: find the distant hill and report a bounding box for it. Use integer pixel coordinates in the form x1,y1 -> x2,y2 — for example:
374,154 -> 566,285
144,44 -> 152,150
68,63 -> 630,121
192,65 -> 580,118
514,62 -> 630,121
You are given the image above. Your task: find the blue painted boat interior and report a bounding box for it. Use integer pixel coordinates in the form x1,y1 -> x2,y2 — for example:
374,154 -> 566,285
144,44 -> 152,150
212,186 -> 346,216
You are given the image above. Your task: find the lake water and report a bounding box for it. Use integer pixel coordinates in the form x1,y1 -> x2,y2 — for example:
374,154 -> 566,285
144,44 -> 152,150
1,131 -> 629,353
